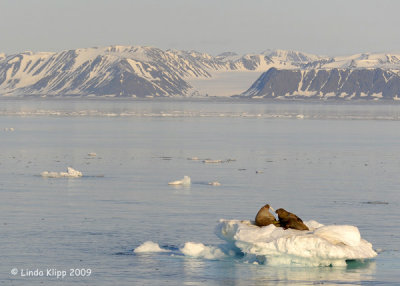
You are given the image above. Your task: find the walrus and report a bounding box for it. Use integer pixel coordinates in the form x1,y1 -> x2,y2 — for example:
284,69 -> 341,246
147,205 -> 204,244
255,204 -> 280,227
275,208 -> 309,231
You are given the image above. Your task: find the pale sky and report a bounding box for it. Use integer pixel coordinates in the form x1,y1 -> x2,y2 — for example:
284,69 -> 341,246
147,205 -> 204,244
1,0 -> 400,56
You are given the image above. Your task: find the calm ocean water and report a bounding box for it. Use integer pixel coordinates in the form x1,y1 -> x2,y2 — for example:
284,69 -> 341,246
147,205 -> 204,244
1,98 -> 399,285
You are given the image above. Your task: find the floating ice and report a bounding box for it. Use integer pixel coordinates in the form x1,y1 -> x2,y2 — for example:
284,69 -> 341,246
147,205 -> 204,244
41,167 -> 83,178
180,242 -> 226,260
216,219 -> 377,267
168,176 -> 191,186
187,157 -> 200,161
363,201 -> 389,205
134,241 -> 170,253
88,152 -> 97,157
203,159 -> 223,164
208,181 -> 221,186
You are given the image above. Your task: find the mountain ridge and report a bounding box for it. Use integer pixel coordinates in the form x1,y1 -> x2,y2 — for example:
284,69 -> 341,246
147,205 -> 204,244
1,45 -> 400,99
240,67 -> 400,100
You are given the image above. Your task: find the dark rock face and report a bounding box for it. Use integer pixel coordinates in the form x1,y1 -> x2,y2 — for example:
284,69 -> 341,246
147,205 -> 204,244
241,68 -> 400,100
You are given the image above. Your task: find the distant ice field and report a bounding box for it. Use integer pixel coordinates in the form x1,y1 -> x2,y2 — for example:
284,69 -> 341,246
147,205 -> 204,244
1,99 -> 399,285
1,97 -> 400,120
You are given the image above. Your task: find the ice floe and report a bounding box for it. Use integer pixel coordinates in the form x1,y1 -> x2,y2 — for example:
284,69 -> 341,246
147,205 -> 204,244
203,159 -> 223,164
216,219 -> 377,266
133,213 -> 377,266
168,176 -> 191,186
180,242 -> 226,260
41,167 -> 83,178
187,157 -> 200,161
203,158 -> 236,164
133,219 -> 377,266
134,241 -> 170,253
362,201 -> 389,205
208,181 -> 221,186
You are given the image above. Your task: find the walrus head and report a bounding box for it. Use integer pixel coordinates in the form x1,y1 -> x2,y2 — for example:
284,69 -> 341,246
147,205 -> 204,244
275,208 -> 289,216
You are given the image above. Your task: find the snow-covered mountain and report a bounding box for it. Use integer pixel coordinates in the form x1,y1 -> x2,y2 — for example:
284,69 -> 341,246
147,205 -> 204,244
239,52 -> 400,100
0,46 -> 217,97
0,46 -> 333,97
241,68 -> 400,100
1,45 -> 400,99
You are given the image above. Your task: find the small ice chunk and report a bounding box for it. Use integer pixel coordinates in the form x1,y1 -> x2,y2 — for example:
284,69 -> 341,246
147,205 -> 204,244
209,181 -> 221,186
363,201 -> 389,205
134,241 -> 170,253
180,242 -> 226,260
41,167 -> 83,178
203,159 -> 223,163
168,176 -> 191,186
88,152 -> 97,157
187,157 -> 200,161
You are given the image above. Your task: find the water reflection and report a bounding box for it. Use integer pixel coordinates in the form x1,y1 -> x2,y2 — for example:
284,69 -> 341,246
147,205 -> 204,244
181,255 -> 376,285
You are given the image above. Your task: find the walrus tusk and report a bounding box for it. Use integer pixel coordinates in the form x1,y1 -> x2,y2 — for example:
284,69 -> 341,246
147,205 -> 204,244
269,206 -> 275,212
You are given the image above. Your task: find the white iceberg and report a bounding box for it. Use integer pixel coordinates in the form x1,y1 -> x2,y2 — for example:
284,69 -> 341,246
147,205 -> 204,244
187,157 -> 200,161
216,219 -> 377,266
168,176 -> 191,186
180,242 -> 226,260
134,241 -> 170,253
203,159 -> 223,163
41,167 -> 83,178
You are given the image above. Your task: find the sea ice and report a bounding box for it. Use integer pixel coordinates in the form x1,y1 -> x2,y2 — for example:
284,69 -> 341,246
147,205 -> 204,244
208,181 -> 221,186
180,242 -> 226,260
134,241 -> 170,253
168,176 -> 191,186
203,159 -> 223,163
216,219 -> 377,266
41,167 -> 83,178
187,157 -> 200,161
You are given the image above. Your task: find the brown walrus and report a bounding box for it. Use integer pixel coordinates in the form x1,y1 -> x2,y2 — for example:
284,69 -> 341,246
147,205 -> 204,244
255,204 -> 280,227
275,208 -> 309,231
